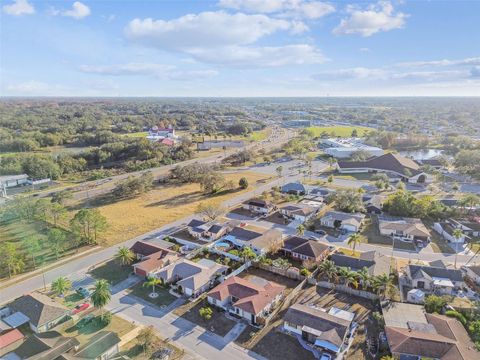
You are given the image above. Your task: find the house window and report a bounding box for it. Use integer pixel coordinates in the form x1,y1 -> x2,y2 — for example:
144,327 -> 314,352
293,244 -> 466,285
417,281 -> 425,289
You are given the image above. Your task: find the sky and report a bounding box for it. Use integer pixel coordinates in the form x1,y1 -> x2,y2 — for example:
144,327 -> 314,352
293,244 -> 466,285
1,0 -> 480,97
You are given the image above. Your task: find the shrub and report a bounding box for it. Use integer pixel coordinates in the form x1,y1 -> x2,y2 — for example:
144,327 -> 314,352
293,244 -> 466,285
300,268 -> 311,277
100,311 -> 112,325
239,177 -> 249,189
424,295 -> 447,313
199,306 -> 213,321
445,310 -> 467,326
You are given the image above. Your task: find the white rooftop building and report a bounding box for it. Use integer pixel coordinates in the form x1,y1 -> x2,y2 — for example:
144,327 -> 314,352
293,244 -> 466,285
321,137 -> 384,159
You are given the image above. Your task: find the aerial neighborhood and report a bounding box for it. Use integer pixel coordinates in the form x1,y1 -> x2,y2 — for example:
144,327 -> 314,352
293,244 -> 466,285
2,112 -> 479,360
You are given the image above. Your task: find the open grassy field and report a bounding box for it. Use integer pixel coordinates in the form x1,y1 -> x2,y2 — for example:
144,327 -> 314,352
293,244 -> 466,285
89,171 -> 273,246
123,131 -> 149,138
248,128 -> 272,141
0,219 -> 79,279
306,125 -> 373,138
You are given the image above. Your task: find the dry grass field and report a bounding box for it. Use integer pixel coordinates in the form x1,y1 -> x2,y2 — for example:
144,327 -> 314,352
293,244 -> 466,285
95,171 -> 272,245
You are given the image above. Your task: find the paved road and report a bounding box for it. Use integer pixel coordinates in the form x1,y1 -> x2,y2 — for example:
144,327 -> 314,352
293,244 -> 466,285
106,277 -> 265,360
24,127 -> 292,202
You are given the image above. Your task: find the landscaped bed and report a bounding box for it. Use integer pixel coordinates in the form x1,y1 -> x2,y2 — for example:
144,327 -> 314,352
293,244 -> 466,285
89,259 -> 133,285
251,327 -> 316,360
179,299 -> 237,337
128,282 -> 176,308
60,310 -> 135,346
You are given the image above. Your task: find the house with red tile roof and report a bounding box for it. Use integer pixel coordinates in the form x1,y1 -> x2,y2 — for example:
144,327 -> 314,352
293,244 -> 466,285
207,276 -> 285,325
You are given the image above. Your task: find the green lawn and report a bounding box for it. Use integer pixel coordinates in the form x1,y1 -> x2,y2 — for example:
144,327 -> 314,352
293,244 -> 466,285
60,311 -> 135,346
0,219 -> 75,279
306,125 -> 373,138
89,259 -> 133,285
128,282 -> 176,308
123,131 -> 148,138
248,128 -> 271,141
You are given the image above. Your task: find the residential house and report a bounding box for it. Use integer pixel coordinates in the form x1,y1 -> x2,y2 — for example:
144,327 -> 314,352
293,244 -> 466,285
382,302 -> 478,360
0,174 -> 29,188
186,219 -> 210,240
8,293 -> 70,333
0,329 -> 24,356
224,227 -> 283,256
0,331 -> 79,359
207,276 -> 285,325
282,236 -> 330,262
364,195 -> 384,214
319,211 -> 365,233
155,258 -> 227,298
449,219 -> 480,237
283,304 -> 354,355
405,264 -> 465,295
242,198 -> 275,215
378,216 -> 431,244
279,203 -> 317,224
337,153 -> 432,184
281,182 -> 307,195
463,265 -> 480,285
130,240 -> 174,260
330,251 -> 391,276
132,247 -> 178,278
74,331 -> 121,360
434,222 -> 467,244
416,158 -> 444,170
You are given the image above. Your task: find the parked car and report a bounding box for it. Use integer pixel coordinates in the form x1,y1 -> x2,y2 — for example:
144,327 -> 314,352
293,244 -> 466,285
72,303 -> 90,314
76,287 -> 91,298
320,354 -> 332,360
315,230 -> 326,235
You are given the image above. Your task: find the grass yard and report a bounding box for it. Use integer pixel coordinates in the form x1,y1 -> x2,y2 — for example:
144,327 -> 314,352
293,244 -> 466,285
248,128 -> 272,142
123,131 -> 149,138
0,218 -> 82,280
89,259 -> 133,285
179,299 -> 237,337
305,125 -> 373,138
120,334 -> 183,360
60,310 -> 135,346
88,171 -> 272,246
251,328 -> 316,360
128,282 -> 177,308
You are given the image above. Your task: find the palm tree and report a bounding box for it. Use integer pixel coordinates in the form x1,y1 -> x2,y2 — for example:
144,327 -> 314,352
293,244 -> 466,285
117,246 -> 135,266
372,274 -> 392,299
452,228 -> 463,269
459,194 -> 480,214
318,260 -> 338,284
296,224 -> 305,236
336,266 -> 350,284
343,269 -> 359,289
347,233 -> 362,255
143,277 -> 161,296
51,277 -> 71,297
356,266 -> 371,289
91,279 -> 111,317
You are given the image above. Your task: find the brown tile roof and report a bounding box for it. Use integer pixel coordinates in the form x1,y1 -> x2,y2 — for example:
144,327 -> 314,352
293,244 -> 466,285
208,276 -> 285,315
9,293 -> 69,328
284,304 -> 351,348
282,236 -> 329,259
338,153 -> 422,177
134,251 -> 178,274
385,313 -> 479,360
130,241 -> 171,257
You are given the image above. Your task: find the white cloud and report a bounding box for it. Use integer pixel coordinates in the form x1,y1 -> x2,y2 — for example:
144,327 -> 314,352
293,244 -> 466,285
219,0 -> 335,19
78,63 -> 218,81
190,44 -> 326,67
79,63 -> 175,76
62,1 -> 90,19
333,1 -> 407,37
2,0 -> 34,16
125,11 -> 295,50
125,11 -> 321,67
396,57 -> 480,68
312,66 -> 471,83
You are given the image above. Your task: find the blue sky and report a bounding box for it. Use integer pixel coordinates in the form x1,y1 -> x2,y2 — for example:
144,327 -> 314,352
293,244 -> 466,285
1,0 -> 479,96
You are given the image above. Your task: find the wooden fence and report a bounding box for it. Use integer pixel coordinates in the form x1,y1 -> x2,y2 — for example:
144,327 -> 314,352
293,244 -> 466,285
317,281 -> 379,300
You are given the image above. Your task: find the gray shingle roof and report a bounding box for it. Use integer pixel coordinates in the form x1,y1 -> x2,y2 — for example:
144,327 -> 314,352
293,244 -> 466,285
9,293 -> 69,328
408,265 -> 464,282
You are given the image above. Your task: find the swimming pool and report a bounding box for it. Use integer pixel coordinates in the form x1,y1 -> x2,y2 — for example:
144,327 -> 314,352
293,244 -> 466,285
214,241 -> 232,251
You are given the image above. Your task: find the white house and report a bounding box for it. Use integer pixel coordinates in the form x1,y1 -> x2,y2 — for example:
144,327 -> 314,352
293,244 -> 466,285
279,203 -> 317,223
378,217 -> 431,243
207,276 -> 285,325
434,222 -> 466,243
405,265 -> 465,295
319,211 -> 365,233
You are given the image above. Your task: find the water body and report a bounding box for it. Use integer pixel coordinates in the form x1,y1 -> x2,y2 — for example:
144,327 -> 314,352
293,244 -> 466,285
399,148 -> 444,160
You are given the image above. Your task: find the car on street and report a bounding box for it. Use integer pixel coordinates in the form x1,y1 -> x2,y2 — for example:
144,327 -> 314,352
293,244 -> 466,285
72,303 -> 90,314
76,287 -> 91,298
